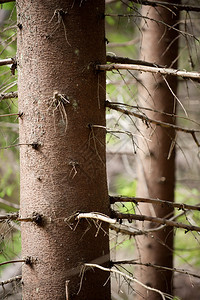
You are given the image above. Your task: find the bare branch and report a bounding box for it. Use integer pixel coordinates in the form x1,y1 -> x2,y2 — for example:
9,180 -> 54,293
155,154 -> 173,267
110,196 -> 200,211
0,212 -> 18,221
0,259 -> 25,267
0,112 -> 20,118
111,210 -> 200,233
111,260 -> 200,279
0,91 -> 18,101
84,263 -> 172,300
97,63 -> 200,81
0,58 -> 13,66
0,275 -> 22,286
0,212 -> 42,224
106,101 -> 200,147
130,0 -> 200,12
106,55 -> 163,68
76,211 -> 200,235
0,0 -> 15,3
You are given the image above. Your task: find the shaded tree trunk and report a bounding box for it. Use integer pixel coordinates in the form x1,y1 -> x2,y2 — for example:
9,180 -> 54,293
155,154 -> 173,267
17,1 -> 110,299
135,1 -> 179,299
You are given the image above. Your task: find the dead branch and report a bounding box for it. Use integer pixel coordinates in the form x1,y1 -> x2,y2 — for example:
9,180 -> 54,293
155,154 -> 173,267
0,212 -> 19,221
0,212 -> 42,223
111,260 -> 200,279
111,210 -> 200,233
0,259 -> 25,267
0,91 -> 18,101
110,211 -> 185,236
130,0 -> 200,12
0,275 -> 22,286
106,55 -> 163,68
0,0 -> 15,3
0,197 -> 19,209
84,263 -> 172,300
110,195 -> 200,211
97,63 -> 200,81
76,211 -> 199,235
0,58 -> 13,66
105,14 -> 196,39
0,112 -> 20,118
106,101 -> 200,147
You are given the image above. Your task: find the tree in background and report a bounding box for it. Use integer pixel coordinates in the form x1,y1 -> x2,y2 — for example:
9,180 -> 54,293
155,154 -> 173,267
17,1 -> 110,299
135,1 -> 179,298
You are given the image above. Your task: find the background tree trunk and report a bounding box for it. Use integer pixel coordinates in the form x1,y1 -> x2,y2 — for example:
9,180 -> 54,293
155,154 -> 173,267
135,1 -> 179,298
17,1 -> 110,299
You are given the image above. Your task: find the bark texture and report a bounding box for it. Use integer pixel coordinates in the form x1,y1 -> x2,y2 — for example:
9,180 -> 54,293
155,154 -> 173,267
135,1 -> 179,299
17,1 -> 110,299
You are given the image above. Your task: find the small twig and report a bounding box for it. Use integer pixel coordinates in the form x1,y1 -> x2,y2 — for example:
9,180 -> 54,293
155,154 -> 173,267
84,263 -> 171,300
0,91 -> 18,101
0,58 -> 13,66
106,55 -> 163,68
110,196 -> 200,211
0,142 -> 39,150
105,14 -> 197,40
0,112 -> 20,118
76,211 -> 200,234
97,63 -> 200,81
0,275 -> 22,286
0,259 -> 25,267
106,101 -> 200,147
0,212 -> 42,224
76,212 -> 116,225
111,210 -> 200,233
130,0 -> 200,12
111,260 -> 200,279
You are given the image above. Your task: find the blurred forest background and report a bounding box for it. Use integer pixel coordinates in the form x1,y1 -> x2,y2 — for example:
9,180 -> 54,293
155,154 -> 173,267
0,1 -> 200,299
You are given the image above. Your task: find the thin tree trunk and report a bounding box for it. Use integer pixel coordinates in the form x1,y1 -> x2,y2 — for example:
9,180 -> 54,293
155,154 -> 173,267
17,1 -> 110,299
135,1 -> 179,299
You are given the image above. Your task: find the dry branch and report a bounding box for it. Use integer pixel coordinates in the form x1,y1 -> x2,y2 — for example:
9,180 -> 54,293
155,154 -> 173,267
0,212 -> 18,221
130,0 -> 200,12
0,112 -> 20,118
0,259 -> 25,267
106,101 -> 200,147
111,260 -> 200,279
0,0 -> 15,3
84,263 -> 171,300
106,55 -> 163,68
97,63 -> 200,81
0,275 -> 22,286
0,212 -> 42,223
0,58 -> 13,66
110,195 -> 200,211
0,92 -> 18,101
111,210 -> 200,233
76,211 -> 200,234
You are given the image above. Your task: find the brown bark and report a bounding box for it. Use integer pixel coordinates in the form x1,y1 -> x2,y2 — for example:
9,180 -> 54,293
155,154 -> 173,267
17,1 -> 110,299
135,1 -> 179,299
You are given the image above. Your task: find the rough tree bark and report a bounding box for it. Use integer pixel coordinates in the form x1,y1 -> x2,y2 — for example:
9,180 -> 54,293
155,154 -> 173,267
17,1 -> 110,299
135,1 -> 179,299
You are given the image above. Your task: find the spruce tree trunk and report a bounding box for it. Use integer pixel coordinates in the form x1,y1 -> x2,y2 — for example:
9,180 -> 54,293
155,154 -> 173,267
135,2 -> 179,298
17,1 -> 110,299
